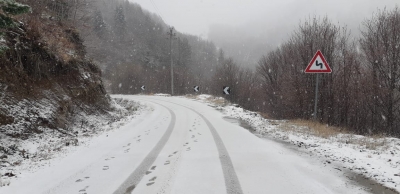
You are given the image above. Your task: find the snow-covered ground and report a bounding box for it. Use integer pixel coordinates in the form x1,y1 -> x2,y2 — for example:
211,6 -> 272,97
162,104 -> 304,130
0,94 -> 399,194
0,98 -> 145,188
193,94 -> 400,193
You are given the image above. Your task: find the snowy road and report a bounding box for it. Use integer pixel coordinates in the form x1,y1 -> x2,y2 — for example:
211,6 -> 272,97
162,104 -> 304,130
1,95 -> 369,194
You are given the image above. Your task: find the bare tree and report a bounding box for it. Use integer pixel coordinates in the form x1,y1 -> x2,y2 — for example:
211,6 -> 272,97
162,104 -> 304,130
360,7 -> 400,136
212,57 -> 240,101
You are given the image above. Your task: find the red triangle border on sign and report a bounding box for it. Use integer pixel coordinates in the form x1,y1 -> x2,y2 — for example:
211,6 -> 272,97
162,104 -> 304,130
304,50 -> 332,73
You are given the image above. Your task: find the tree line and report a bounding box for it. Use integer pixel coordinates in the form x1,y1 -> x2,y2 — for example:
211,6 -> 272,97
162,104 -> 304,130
182,7 -> 400,138
17,0 -> 400,137
90,1 -> 399,137
210,7 -> 400,137
253,8 -> 399,137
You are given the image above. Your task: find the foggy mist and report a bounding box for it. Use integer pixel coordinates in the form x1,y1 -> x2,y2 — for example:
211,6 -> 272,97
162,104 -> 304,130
131,0 -> 398,68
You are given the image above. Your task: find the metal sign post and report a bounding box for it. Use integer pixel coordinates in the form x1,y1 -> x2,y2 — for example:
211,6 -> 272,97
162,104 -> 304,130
313,74 -> 319,120
304,50 -> 332,120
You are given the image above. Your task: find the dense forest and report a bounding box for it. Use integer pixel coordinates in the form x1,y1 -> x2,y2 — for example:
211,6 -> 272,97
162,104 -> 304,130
3,0 -> 400,137
78,0 -> 218,95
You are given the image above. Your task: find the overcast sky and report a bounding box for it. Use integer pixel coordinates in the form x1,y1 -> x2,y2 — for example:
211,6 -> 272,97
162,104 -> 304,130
130,0 -> 399,38
130,0 -> 398,67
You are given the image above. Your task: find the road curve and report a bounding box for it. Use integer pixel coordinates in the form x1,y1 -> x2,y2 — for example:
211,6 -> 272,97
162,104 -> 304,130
127,95 -> 371,194
0,95 -> 373,194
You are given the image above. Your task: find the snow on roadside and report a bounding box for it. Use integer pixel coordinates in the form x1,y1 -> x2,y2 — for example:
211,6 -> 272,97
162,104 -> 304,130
154,93 -> 172,97
194,94 -> 400,193
0,98 -> 146,187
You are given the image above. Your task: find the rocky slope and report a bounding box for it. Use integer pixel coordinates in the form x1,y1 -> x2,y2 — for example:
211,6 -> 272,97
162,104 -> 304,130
0,0 -> 118,179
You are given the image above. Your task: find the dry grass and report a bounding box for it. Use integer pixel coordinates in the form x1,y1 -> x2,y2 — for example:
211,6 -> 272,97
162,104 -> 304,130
345,135 -> 389,150
258,112 -> 273,120
23,14 -> 80,63
279,119 -> 345,139
277,119 -> 390,150
184,94 -> 196,99
208,97 -> 227,106
210,98 -> 228,106
43,25 -> 76,62
196,95 -> 227,106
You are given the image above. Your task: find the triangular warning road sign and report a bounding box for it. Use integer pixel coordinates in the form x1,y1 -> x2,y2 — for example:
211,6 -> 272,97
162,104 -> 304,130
304,50 -> 332,73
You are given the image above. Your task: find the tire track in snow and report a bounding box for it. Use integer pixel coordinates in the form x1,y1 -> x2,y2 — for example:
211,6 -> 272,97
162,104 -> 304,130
137,97 -> 243,194
188,107 -> 243,194
113,103 -> 176,194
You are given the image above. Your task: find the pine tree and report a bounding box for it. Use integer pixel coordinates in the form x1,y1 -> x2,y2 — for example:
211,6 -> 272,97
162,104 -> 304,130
0,0 -> 30,28
0,0 -> 30,54
93,10 -> 107,39
113,5 -> 126,41
217,49 -> 225,66
177,38 -> 192,66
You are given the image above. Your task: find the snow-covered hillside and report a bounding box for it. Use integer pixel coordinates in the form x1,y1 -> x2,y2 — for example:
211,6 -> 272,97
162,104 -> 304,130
0,98 -> 144,187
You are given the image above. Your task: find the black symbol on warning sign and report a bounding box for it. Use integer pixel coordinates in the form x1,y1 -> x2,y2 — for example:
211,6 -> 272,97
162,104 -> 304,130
316,60 -> 323,69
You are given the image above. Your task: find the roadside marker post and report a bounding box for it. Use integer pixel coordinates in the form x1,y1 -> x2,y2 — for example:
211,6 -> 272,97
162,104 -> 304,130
194,86 -> 200,92
223,86 -> 230,95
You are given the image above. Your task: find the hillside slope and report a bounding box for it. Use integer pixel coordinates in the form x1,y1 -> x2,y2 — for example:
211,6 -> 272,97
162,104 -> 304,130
82,0 -> 218,95
0,0 -> 116,179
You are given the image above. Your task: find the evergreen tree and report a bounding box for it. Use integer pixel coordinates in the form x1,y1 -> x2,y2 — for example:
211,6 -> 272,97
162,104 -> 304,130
177,38 -> 192,66
0,0 -> 30,54
0,0 -> 30,28
113,5 -> 126,41
217,49 -> 225,66
93,10 -> 107,39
